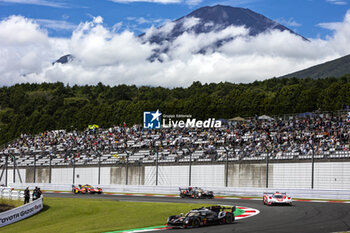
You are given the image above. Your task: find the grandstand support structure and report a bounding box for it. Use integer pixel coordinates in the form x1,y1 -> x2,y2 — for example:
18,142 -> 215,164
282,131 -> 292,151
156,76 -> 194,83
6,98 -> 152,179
49,152 -> 52,184
224,145 -> 229,187
125,150 -> 130,185
262,140 -> 272,189
0,154 -> 8,186
72,155 -> 76,184
0,153 -> 22,186
12,155 -> 22,183
310,141 -> 315,189
33,152 -> 36,183
265,153 -> 269,188
189,146 -> 192,187
155,149 -> 159,186
98,151 -> 101,185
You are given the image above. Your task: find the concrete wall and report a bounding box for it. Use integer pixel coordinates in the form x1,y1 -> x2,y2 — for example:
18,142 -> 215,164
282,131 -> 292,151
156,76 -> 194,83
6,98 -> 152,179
51,168 -> 73,184
4,161 -> 350,190
227,164 -> 267,188
111,166 -> 144,185
270,163 -> 311,189
25,167 -> 50,183
145,165 -> 189,186
144,165 -> 224,187
314,162 -> 350,189
0,168 -> 26,184
192,165 -> 224,187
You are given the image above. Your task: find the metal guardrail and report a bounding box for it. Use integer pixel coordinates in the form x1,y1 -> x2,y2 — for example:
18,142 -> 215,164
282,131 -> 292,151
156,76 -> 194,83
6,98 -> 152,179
8,183 -> 350,200
0,187 -> 24,200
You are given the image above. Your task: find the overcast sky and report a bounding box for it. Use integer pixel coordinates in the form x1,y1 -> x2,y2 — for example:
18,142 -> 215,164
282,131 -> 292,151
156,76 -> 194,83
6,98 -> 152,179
0,0 -> 350,87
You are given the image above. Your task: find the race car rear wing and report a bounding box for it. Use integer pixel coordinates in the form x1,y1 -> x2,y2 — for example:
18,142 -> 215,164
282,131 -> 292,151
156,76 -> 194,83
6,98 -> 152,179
263,192 -> 287,195
205,205 -> 236,213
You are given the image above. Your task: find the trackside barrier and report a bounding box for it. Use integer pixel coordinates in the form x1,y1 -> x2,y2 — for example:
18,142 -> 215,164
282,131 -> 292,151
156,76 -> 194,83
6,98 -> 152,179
0,196 -> 43,227
0,187 -> 24,200
9,183 -> 350,200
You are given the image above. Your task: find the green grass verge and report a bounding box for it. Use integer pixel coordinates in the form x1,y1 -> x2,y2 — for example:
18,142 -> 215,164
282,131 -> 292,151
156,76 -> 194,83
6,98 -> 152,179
0,198 -> 23,208
2,197 -> 243,233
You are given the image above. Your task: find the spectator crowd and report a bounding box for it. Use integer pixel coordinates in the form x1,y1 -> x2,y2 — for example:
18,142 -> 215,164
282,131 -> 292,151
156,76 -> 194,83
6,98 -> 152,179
1,112 -> 349,163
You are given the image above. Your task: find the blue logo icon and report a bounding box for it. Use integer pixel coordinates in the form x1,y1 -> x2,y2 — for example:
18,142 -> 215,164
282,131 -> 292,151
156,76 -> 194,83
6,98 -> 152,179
143,110 -> 161,129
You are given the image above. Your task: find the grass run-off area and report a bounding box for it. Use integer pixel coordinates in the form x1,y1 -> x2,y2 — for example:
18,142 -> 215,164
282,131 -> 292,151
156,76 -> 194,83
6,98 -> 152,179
2,197 -> 243,233
0,198 -> 23,212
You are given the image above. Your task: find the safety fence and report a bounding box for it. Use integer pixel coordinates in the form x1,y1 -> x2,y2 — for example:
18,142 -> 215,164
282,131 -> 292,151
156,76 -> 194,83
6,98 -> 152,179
0,187 -> 23,200
3,161 -> 350,189
8,183 -> 350,200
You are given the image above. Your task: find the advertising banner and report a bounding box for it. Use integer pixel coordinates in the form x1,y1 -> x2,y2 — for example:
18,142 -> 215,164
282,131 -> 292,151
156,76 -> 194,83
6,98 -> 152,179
0,196 -> 43,227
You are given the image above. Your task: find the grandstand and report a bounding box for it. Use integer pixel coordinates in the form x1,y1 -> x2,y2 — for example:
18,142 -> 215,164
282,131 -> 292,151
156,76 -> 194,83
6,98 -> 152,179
0,111 -> 349,168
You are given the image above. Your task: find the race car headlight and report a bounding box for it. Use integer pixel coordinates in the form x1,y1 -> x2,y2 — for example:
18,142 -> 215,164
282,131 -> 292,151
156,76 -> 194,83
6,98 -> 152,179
198,193 -> 202,196
185,220 -> 189,224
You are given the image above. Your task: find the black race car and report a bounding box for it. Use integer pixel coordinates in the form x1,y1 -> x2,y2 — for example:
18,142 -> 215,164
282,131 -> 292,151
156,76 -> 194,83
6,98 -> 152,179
179,187 -> 214,199
167,205 -> 235,228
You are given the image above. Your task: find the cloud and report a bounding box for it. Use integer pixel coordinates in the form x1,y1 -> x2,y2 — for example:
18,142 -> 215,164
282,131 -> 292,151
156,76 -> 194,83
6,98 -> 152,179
185,0 -> 202,6
0,16 -> 68,84
317,22 -> 342,31
35,19 -> 78,31
1,10 -> 350,87
126,17 -> 170,26
109,0 -> 181,4
326,0 -> 347,5
0,0 -> 67,8
276,18 -> 301,27
109,0 -> 202,5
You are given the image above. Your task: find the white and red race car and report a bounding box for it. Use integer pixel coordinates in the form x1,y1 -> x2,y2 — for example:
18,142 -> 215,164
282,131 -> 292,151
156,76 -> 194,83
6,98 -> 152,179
263,192 -> 292,206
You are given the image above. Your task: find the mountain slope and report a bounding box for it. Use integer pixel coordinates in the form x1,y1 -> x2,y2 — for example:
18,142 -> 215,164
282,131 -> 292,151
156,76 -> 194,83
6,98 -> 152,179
280,54 -> 350,79
142,5 -> 307,44
54,5 -> 307,64
52,54 -> 74,65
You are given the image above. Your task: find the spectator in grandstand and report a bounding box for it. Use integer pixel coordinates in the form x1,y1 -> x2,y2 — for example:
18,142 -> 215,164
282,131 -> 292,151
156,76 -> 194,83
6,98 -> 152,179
2,112 -> 349,162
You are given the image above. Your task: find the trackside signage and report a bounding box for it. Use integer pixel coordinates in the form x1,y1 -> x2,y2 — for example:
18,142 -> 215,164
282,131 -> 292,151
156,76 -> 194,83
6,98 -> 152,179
143,110 -> 222,129
0,196 -> 43,227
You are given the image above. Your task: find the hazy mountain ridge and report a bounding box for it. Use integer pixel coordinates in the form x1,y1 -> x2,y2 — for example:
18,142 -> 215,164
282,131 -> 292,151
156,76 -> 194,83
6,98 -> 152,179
280,54 -> 350,79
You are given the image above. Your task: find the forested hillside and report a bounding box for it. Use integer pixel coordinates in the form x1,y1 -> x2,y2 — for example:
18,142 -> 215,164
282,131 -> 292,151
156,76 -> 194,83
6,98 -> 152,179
0,76 -> 350,145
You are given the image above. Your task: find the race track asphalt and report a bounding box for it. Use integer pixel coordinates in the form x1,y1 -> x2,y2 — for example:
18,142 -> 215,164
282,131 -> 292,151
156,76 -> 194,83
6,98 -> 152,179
44,193 -> 350,233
